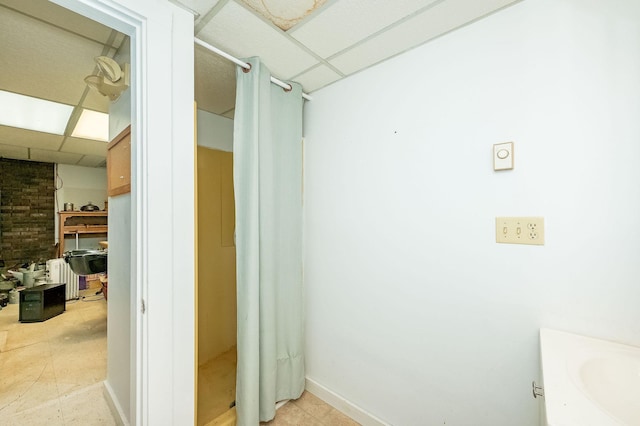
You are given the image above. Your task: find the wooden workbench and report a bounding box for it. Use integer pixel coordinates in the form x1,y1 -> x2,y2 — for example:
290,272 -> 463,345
58,211 -> 108,255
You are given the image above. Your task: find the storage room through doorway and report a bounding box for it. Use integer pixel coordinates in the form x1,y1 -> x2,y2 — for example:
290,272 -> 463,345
0,0 -> 133,422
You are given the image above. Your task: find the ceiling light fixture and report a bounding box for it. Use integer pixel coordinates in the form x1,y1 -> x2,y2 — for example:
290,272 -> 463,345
84,56 -> 130,101
0,90 -> 73,135
71,109 -> 109,141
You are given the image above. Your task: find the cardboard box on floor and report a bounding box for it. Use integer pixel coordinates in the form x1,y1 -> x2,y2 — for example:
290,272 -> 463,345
81,274 -> 102,290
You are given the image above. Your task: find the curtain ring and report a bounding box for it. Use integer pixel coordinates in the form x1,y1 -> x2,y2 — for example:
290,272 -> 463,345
242,63 -> 252,73
283,84 -> 292,93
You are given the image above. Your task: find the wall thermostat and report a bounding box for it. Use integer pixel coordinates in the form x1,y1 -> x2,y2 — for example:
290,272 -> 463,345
493,142 -> 514,171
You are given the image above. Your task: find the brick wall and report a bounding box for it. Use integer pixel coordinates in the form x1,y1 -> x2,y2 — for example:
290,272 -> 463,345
0,158 -> 56,268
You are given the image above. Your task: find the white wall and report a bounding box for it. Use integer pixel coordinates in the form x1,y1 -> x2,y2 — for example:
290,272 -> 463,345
56,164 -> 107,213
55,164 -> 107,250
55,1 -> 196,424
302,0 -> 640,424
197,109 -> 233,151
105,35 -> 133,424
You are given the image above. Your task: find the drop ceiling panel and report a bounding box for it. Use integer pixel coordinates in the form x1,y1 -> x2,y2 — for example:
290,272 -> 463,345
82,90 -> 111,114
293,65 -> 342,92
0,7 -> 107,106
0,143 -> 29,161
290,0 -> 440,59
61,137 -> 108,157
76,155 -> 106,168
30,149 -> 82,165
239,0 -> 329,31
195,46 -> 237,115
172,0 -> 222,23
330,0 -> 519,75
0,1 -> 120,46
0,126 -> 64,151
196,0 -> 319,79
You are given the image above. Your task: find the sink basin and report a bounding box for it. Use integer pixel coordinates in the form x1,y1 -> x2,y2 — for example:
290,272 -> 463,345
63,249 -> 107,275
576,352 -> 640,425
540,328 -> 640,426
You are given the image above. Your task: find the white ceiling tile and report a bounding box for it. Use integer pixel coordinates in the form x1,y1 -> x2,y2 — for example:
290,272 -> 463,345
193,0 -> 222,16
30,149 -> 82,165
81,89 -> 111,114
76,155 -> 106,168
238,0 -> 329,31
0,143 -> 29,161
290,0 -> 440,59
61,137 -> 108,157
0,126 -> 64,151
329,0 -> 519,75
195,46 -> 237,115
196,1 -> 318,79
112,32 -> 126,50
172,0 -> 222,22
293,65 -> 342,92
0,7 -> 108,107
0,0 -> 119,45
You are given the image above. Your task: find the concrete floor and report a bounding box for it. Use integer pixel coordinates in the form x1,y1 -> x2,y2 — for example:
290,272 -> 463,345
0,289 -> 115,425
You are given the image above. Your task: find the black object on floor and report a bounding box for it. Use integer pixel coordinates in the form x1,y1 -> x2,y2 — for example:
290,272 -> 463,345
19,283 -> 66,322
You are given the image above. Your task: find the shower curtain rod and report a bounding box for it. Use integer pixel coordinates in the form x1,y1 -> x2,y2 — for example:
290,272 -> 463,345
194,37 -> 312,101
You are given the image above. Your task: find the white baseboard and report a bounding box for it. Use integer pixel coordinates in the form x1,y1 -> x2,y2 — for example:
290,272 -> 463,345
103,380 -> 129,426
305,377 -> 389,426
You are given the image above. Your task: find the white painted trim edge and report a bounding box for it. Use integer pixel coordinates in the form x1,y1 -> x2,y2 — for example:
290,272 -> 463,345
305,377 -> 390,426
104,380 -> 130,426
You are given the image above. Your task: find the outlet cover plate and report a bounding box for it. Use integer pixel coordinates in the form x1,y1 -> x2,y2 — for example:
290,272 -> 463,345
496,217 -> 544,245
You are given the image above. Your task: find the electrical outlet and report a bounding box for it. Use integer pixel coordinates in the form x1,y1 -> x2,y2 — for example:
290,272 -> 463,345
496,217 -> 544,245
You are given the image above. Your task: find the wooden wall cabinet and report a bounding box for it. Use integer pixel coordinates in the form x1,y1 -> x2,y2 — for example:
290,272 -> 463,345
107,125 -> 131,196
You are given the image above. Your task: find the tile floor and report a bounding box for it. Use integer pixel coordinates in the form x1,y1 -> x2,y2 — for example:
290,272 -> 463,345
0,288 -> 360,426
198,347 -> 237,425
197,348 -> 360,426
260,392 -> 361,426
207,391 -> 361,426
0,289 -> 115,425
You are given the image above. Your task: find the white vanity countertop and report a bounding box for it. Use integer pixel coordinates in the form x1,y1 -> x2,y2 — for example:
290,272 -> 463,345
540,328 -> 640,426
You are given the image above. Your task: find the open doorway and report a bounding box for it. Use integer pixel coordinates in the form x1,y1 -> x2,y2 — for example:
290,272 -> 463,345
0,0 -> 197,423
0,0 -> 130,423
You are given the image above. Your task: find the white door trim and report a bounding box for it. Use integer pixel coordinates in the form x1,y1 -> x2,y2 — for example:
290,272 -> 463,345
48,1 -> 196,425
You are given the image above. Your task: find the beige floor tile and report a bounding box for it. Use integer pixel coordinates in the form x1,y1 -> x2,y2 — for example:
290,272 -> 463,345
51,349 -> 107,387
204,406 -> 237,426
6,397 -> 65,426
0,385 -> 32,417
262,402 -> 324,426
0,294 -> 113,425
198,347 -> 237,426
0,343 -> 54,402
3,322 -> 51,351
4,379 -> 60,415
292,391 -> 333,420
321,408 -> 361,426
0,330 -> 8,352
59,383 -> 117,425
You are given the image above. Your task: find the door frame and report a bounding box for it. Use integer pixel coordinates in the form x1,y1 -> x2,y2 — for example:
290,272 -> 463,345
50,1 -> 196,424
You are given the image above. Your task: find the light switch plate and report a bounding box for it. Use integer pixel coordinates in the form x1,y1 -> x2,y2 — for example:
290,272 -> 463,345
496,217 -> 544,245
493,142 -> 514,171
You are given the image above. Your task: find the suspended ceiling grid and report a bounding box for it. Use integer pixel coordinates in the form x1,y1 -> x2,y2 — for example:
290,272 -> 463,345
0,0 -> 126,167
192,0 -> 521,116
0,0 -> 522,166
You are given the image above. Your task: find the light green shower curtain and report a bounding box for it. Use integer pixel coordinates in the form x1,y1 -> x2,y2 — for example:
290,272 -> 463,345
233,57 -> 305,425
